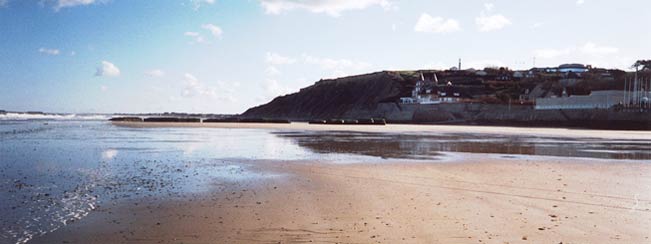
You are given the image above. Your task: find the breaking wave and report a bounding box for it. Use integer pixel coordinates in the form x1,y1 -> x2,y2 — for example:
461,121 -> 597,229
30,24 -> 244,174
0,113 -> 109,121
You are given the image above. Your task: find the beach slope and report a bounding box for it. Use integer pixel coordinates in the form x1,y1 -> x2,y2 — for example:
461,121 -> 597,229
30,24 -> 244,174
31,155 -> 651,243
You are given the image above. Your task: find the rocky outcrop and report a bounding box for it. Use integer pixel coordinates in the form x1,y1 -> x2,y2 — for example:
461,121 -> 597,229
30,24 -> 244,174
109,117 -> 143,122
143,117 -> 201,123
241,71 -> 413,120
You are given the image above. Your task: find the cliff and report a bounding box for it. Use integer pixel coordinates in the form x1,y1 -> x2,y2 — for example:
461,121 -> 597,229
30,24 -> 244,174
240,68 -> 650,129
241,71 -> 414,120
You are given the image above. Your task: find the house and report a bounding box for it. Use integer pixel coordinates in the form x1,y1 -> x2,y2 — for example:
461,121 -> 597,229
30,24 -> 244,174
400,97 -> 416,104
400,79 -> 466,104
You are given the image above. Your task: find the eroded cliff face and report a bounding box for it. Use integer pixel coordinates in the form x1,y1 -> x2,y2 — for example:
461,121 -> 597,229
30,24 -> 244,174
241,71 -> 414,120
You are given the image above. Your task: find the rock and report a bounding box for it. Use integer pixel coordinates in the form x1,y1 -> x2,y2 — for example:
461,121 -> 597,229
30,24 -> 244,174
143,117 -> 200,123
109,117 -> 143,122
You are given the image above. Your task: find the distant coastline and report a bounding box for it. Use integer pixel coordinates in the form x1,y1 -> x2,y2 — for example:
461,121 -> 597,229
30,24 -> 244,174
5,61 -> 651,130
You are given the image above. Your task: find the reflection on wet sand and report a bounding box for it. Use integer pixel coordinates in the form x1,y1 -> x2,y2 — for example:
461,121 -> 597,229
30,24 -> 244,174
4,121 -> 651,244
275,131 -> 651,160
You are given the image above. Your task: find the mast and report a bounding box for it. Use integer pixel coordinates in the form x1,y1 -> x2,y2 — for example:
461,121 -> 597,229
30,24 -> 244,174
634,67 -> 639,107
624,76 -> 628,107
629,76 -> 633,107
648,77 -> 650,108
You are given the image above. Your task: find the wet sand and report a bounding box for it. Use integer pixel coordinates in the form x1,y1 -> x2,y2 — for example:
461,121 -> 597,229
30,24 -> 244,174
113,121 -> 651,140
31,154 -> 651,244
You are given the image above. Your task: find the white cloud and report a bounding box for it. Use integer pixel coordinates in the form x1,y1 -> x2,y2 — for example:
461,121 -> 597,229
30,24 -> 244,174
182,73 -> 201,97
184,31 -> 200,37
256,78 -> 300,102
580,42 -> 618,55
534,42 -> 618,60
185,24 -> 222,44
190,0 -> 215,10
476,14 -> 511,32
265,66 -> 282,76
260,79 -> 294,101
414,13 -> 461,33
184,31 -> 206,44
38,47 -> 60,55
259,0 -> 392,17
533,48 -> 572,59
262,52 -> 295,99
95,61 -> 120,77
145,69 -> 165,77
259,53 -> 373,100
100,85 -> 108,92
483,3 -> 494,11
530,22 -> 544,29
259,53 -> 372,101
181,73 -> 235,102
54,0 -> 99,11
576,0 -> 585,5
201,23 -> 223,38
303,55 -> 371,71
265,52 -> 296,65
475,4 -> 511,32
303,54 -> 372,77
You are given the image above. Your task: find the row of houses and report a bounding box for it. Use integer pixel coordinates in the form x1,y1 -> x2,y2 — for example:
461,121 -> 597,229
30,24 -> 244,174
399,65 -> 645,110
404,87 -> 649,110
400,71 -> 464,104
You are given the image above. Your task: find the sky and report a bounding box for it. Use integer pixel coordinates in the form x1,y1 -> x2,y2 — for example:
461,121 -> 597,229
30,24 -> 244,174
0,0 -> 649,114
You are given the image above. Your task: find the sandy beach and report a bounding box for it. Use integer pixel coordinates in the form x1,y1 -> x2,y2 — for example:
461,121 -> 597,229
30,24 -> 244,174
30,152 -> 651,244
112,121 -> 651,140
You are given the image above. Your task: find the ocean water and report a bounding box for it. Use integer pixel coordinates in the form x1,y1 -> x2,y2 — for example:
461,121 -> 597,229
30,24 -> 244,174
0,120 -> 377,244
1,120 -> 650,244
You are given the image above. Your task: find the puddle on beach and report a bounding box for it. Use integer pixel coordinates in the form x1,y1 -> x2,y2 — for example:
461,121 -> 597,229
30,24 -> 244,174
275,130 -> 651,160
1,120 -> 650,244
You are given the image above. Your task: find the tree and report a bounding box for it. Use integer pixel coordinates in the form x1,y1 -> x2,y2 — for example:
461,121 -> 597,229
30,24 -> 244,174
632,60 -> 651,71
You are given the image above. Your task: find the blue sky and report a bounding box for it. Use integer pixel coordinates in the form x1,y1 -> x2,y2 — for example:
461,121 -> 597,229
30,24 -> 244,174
0,0 -> 649,114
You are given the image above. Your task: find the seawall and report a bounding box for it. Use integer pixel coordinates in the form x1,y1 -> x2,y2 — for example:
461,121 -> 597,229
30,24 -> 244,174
359,103 -> 651,130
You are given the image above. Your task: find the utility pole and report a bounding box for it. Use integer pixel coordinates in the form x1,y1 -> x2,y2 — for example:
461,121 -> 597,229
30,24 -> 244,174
458,58 -> 461,71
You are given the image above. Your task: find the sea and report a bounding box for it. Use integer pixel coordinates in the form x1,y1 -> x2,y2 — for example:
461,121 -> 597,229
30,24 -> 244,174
1,113 -> 650,244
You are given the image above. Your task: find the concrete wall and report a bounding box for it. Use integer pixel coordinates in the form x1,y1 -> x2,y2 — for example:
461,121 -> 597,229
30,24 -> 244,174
366,102 -> 651,129
535,91 -> 626,110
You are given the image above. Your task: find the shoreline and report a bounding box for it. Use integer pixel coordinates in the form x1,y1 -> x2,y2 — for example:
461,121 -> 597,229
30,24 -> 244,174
111,121 -> 651,140
30,156 -> 651,244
